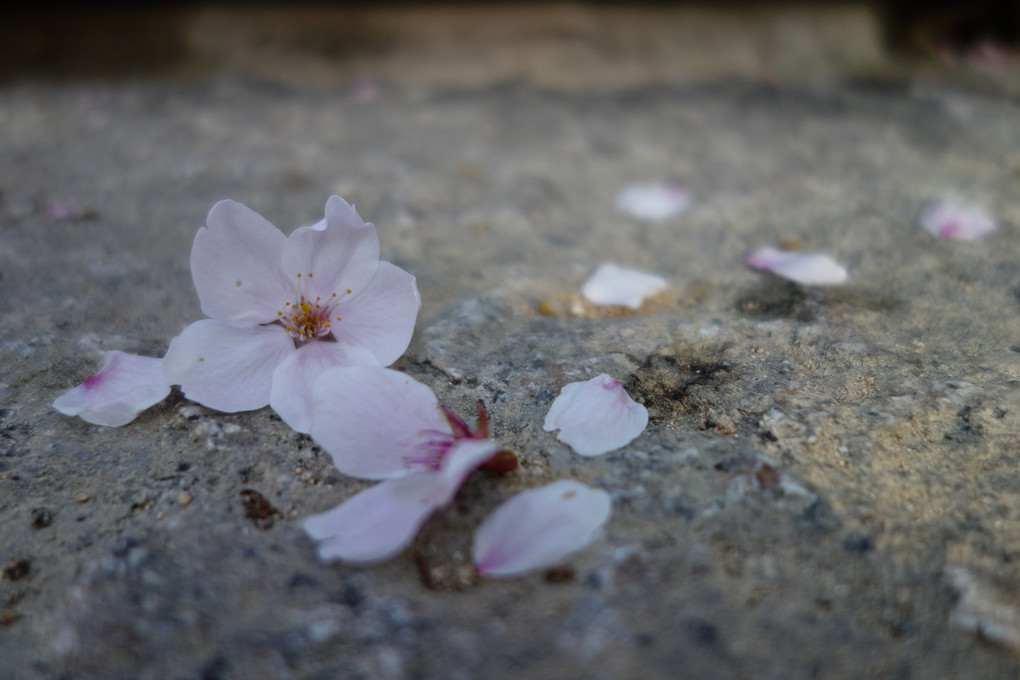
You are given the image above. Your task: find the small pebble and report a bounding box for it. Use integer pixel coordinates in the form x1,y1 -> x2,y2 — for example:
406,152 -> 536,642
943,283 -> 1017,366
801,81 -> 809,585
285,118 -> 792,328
30,507 -> 53,529
178,493 -> 192,506
76,495 -> 90,503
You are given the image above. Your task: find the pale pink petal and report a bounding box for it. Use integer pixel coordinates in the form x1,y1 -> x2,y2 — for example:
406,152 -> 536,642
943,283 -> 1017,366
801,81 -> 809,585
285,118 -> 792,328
53,351 -> 170,427
473,480 -> 611,577
303,437 -> 496,564
310,366 -> 449,479
919,200 -> 997,241
163,319 -> 295,413
190,200 -> 293,326
303,473 -> 448,564
745,246 -> 848,285
269,341 -> 380,434
543,374 -> 648,457
282,196 -> 381,306
614,182 -> 691,220
581,263 -> 667,309
332,261 -> 421,366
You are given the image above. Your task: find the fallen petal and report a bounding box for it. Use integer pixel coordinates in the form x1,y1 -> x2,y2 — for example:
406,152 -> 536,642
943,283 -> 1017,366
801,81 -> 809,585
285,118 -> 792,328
581,263 -> 667,309
473,480 -> 611,577
310,366 -> 450,479
53,351 -> 170,426
543,374 -> 648,457
746,246 -> 848,285
614,182 -> 691,220
919,200 -> 996,241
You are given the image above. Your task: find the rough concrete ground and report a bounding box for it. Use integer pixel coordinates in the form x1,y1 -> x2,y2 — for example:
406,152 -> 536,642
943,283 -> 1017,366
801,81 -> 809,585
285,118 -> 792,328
1,4 -> 1019,679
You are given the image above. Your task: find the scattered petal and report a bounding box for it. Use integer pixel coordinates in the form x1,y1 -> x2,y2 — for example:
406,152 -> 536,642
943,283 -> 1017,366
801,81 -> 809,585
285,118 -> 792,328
45,202 -> 97,221
919,200 -> 996,241
543,374 -> 648,456
614,182 -> 691,220
581,263 -> 667,309
53,351 -> 170,426
746,246 -> 848,285
473,480 -> 611,577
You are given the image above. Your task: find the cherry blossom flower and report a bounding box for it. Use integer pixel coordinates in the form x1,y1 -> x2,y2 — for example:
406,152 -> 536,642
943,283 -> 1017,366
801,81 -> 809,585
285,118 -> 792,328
309,365 -> 514,479
919,200 -> 996,241
543,374 -> 648,457
581,263 -> 667,309
745,246 -> 848,285
614,182 -> 691,220
473,480 -> 611,577
304,438 -> 498,564
53,351 -> 170,427
162,196 -> 420,433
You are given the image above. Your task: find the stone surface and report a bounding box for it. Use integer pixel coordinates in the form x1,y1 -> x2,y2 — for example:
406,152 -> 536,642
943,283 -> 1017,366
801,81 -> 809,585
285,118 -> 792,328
2,4 -> 1020,679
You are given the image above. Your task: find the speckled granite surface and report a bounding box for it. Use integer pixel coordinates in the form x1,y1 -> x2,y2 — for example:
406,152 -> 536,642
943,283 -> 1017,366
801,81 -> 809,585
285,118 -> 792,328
1,5 -> 1019,679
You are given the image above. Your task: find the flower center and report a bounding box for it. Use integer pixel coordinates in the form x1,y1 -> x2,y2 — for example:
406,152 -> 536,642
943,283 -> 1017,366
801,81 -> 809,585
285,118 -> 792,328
276,273 -> 352,342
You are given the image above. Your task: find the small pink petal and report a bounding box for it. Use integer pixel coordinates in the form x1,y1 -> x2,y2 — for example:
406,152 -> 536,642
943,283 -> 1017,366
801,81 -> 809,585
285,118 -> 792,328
310,367 -> 450,479
332,261 -> 421,366
282,196 -> 381,305
919,200 -> 996,241
304,436 -> 497,564
473,480 -> 611,577
581,263 -> 667,309
614,183 -> 691,220
745,247 -> 848,285
53,351 -> 170,427
163,319 -> 295,413
543,374 -> 648,457
269,341 -> 380,434
190,200 -> 293,327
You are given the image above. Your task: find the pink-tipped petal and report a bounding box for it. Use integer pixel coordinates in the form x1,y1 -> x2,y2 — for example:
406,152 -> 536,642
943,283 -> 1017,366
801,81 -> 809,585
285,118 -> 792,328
614,182 -> 691,220
269,341 -> 380,434
581,263 -> 667,309
190,200 -> 293,326
53,351 -> 170,427
303,473 -> 448,564
163,319 -> 295,413
473,480 -> 611,577
543,374 -> 648,457
919,200 -> 997,241
310,367 -> 450,479
745,247 -> 848,285
332,261 -> 421,366
282,196 -> 381,305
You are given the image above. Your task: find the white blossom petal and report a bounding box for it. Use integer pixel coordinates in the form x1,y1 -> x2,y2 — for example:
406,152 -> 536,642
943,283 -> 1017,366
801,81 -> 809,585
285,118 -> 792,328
163,319 -> 295,413
53,351 -> 170,427
331,261 -> 420,366
473,480 -> 611,577
303,436 -> 497,564
310,367 -> 449,479
269,341 -> 380,434
543,374 -> 648,457
745,247 -> 848,285
614,182 -> 691,220
190,200 -> 293,327
581,263 -> 667,309
919,200 -> 997,241
282,196 -> 381,306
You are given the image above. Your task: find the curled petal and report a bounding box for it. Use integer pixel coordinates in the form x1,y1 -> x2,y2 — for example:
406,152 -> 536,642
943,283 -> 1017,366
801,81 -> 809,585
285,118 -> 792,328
190,200 -> 293,326
53,351 -> 170,426
282,196 -> 380,306
310,367 -> 449,479
614,182 -> 691,220
269,341 -> 380,434
543,374 -> 648,457
745,247 -> 848,286
581,263 -> 667,309
919,200 -> 996,241
163,319 -> 295,413
333,261 -> 421,366
473,480 -> 611,577
304,437 -> 497,564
